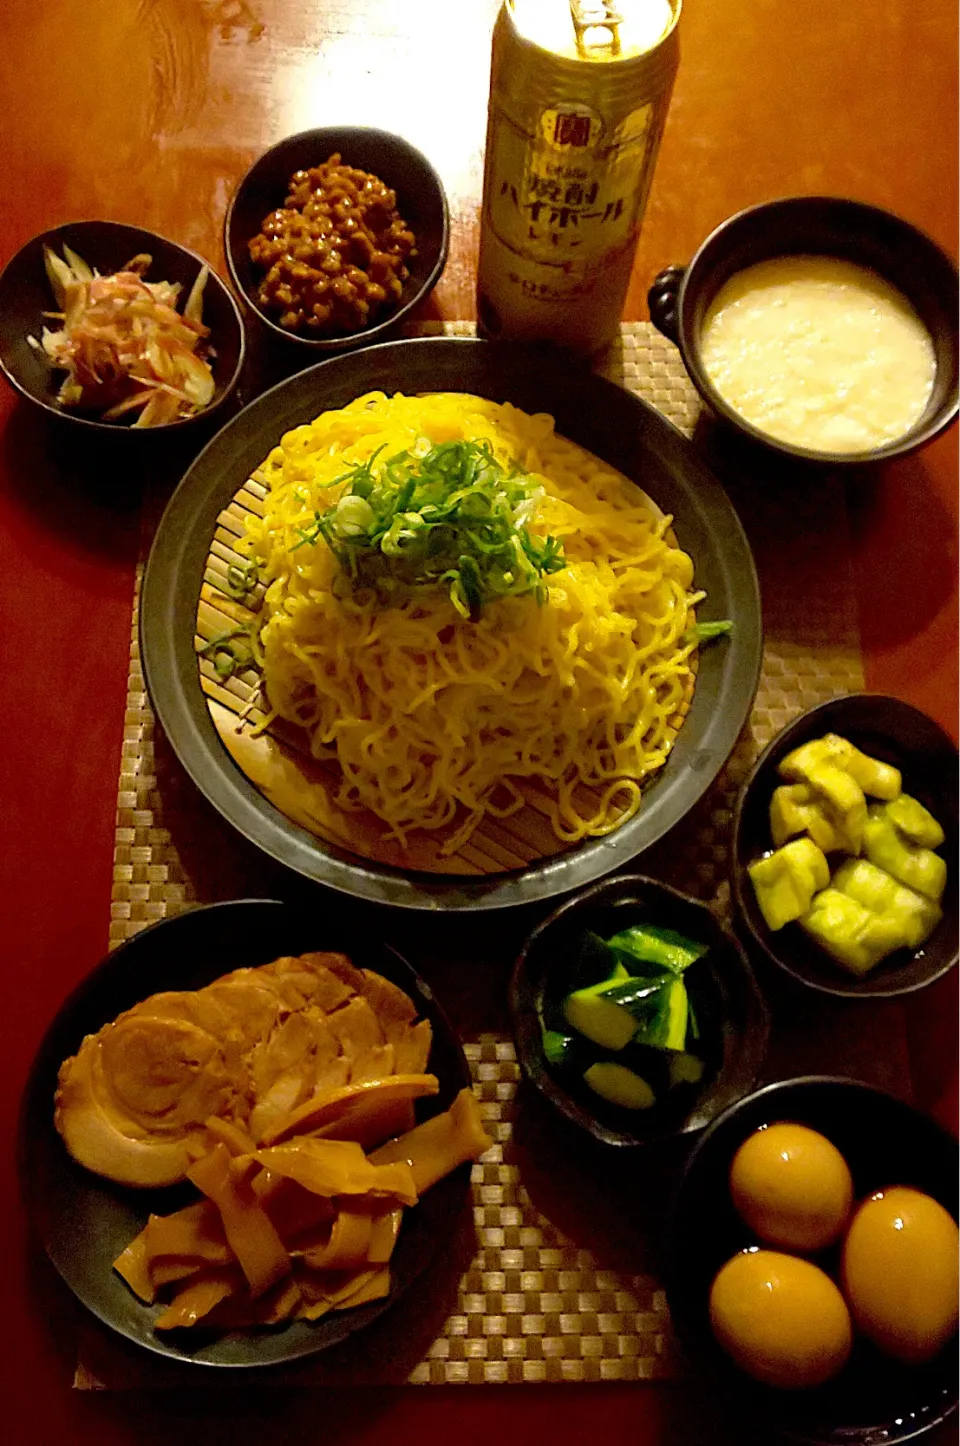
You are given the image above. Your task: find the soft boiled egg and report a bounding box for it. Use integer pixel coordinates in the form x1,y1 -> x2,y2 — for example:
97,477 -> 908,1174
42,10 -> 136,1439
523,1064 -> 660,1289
729,1121 -> 853,1251
841,1186 -> 959,1363
709,1248 -> 853,1389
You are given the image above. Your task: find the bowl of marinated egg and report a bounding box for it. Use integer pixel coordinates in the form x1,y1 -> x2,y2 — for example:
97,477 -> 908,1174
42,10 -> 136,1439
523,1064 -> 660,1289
508,875 -> 770,1150
647,196 -> 959,465
224,127 -> 449,354
665,1075 -> 959,1445
731,694 -> 958,999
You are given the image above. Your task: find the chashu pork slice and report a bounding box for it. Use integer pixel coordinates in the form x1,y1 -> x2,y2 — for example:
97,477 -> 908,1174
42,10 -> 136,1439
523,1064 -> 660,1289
326,996 -> 393,1084
54,951 -> 433,1187
261,954 -> 358,1014
246,1010 -> 350,1144
55,1010 -> 246,1188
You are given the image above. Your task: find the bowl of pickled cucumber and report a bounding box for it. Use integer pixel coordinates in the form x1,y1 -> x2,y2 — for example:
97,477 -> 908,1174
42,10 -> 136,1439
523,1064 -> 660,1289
508,876 -> 770,1149
732,694 -> 958,999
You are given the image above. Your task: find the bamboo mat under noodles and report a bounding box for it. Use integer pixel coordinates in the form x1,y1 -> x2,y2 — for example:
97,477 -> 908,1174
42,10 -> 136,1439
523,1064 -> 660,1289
74,322 -> 915,1390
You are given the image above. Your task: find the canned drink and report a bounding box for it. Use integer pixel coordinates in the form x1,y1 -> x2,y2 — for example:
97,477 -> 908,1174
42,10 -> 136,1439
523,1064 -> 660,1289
476,0 -> 681,355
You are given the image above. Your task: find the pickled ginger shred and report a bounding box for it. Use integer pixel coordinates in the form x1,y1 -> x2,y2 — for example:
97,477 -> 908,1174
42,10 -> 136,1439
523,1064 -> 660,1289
32,245 -> 216,426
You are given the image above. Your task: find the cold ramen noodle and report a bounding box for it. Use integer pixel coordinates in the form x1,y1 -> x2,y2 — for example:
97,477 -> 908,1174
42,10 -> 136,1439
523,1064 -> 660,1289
214,392 -> 704,863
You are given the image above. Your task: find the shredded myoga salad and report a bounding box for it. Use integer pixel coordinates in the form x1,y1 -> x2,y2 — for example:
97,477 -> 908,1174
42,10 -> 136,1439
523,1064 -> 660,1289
241,391 -> 703,853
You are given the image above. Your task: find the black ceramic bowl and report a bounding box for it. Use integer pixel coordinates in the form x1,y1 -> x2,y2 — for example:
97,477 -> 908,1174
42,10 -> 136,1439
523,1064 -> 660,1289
18,899 -> 474,1369
732,693 -> 958,1000
225,127 -> 449,354
0,220 -> 245,436
648,196 -> 959,466
508,875 -> 770,1149
665,1076 -> 959,1446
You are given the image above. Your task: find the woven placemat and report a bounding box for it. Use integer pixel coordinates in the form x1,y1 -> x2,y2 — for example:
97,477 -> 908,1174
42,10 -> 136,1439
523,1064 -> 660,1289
77,321 -> 905,1391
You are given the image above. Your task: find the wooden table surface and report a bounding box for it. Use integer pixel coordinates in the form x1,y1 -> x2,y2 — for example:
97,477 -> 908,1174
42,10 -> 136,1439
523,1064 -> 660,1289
0,2 -> 956,1443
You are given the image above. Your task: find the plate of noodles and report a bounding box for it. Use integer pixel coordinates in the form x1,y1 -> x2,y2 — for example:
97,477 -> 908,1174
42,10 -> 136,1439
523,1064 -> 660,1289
141,337 -> 762,909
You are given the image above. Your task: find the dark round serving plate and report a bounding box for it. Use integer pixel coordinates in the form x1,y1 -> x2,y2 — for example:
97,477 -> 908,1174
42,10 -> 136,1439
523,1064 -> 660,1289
140,335 -> 763,910
18,899 -> 473,1369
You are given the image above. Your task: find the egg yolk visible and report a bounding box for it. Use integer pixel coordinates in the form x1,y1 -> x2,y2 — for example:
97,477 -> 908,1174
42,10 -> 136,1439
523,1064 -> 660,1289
709,1248 -> 853,1389
841,1186 -> 959,1364
729,1121 -> 853,1251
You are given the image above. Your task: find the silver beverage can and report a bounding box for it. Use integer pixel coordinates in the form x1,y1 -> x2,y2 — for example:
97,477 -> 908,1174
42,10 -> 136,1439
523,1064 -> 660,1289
477,0 -> 681,355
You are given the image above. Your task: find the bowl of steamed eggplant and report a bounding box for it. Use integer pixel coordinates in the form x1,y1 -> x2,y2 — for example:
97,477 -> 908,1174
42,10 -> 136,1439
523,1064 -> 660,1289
732,694 -> 958,999
508,876 -> 770,1149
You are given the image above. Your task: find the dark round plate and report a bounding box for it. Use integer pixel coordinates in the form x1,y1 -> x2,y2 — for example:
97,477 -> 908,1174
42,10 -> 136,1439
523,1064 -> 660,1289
140,335 -> 763,910
18,899 -> 473,1369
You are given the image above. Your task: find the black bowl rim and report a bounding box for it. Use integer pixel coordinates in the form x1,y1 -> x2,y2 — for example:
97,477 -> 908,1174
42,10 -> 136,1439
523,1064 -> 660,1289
139,333 -> 763,912
508,873 -> 771,1148
0,218 -> 247,435
663,1073 -> 959,1446
674,195 -> 960,465
223,125 -> 450,351
730,691 -> 959,1000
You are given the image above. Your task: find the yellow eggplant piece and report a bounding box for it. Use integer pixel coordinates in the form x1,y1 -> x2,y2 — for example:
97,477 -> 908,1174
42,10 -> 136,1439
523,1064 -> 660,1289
369,1086 -> 492,1195
863,808 -> 947,902
778,734 -> 899,797
779,741 -> 869,849
780,837 -> 831,894
260,1073 -> 439,1146
780,731 -> 900,802
769,783 -> 844,852
832,858 -> 942,949
801,888 -> 906,975
748,859 -> 807,931
802,762 -> 867,851
748,838 -> 829,930
254,1136 -> 418,1206
187,1144 -> 291,1298
826,734 -> 902,803
779,735 -> 855,778
885,793 -> 945,850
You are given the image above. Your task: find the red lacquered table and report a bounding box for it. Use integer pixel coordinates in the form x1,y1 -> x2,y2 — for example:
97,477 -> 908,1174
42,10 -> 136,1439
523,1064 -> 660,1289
1,2 -> 956,1443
